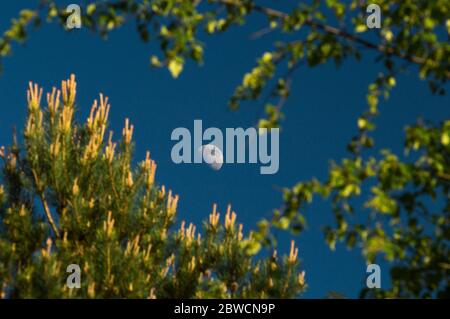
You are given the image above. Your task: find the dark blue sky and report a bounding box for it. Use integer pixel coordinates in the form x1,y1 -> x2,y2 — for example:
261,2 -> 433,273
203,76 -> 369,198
1,1 -> 448,298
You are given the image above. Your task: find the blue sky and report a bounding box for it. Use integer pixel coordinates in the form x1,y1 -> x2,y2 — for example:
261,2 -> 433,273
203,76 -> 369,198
0,1 -> 448,298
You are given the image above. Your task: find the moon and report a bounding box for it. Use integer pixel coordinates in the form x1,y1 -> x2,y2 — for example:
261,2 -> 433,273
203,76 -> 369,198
198,144 -> 224,171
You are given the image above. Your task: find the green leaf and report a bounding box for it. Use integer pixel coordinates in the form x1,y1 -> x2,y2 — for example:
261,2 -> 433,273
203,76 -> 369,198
355,24 -> 367,33
168,59 -> 183,78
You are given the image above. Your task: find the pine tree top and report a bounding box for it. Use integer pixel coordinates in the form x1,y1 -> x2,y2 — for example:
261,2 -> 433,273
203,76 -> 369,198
0,75 -> 305,298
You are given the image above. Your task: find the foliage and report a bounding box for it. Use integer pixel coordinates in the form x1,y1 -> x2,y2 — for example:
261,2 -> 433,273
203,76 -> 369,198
0,75 -> 305,298
0,0 -> 448,298
265,120 -> 449,298
1,1 -> 448,126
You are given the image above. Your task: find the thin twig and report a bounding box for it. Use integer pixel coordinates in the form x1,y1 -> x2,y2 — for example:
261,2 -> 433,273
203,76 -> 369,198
32,169 -> 60,238
250,25 -> 275,39
437,172 -> 450,181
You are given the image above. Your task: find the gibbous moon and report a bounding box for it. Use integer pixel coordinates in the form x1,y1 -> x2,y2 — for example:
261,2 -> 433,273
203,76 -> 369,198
198,144 -> 224,171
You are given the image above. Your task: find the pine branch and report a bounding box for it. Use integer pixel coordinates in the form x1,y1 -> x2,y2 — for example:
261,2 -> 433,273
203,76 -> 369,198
32,169 -> 60,238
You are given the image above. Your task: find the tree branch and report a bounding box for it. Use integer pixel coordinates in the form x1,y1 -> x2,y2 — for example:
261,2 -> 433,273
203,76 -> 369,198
218,0 -> 429,66
32,169 -> 60,238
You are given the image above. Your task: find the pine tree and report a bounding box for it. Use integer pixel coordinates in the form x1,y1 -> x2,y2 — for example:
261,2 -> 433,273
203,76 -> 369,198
0,75 -> 305,298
